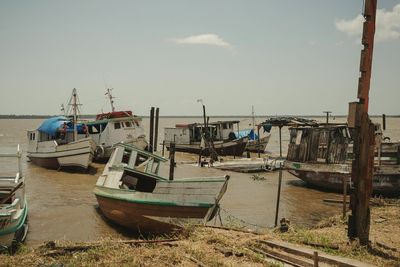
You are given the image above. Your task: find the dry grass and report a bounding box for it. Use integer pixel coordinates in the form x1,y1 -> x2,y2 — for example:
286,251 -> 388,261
0,203 -> 399,266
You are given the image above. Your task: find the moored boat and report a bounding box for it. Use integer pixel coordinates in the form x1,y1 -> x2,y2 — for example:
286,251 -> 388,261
94,143 -> 230,233
27,89 -> 95,170
164,122 -> 248,157
88,89 -> 148,160
0,145 -> 28,249
284,124 -> 400,196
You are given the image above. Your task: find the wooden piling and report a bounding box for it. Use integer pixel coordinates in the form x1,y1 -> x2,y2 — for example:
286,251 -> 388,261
257,125 -> 261,158
154,107 -> 159,152
149,107 -> 155,153
382,114 -> 386,130
347,0 -> 377,246
169,142 -> 175,180
313,251 -> 319,267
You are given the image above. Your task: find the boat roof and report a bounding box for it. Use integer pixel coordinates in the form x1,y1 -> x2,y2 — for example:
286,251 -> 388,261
115,143 -> 168,162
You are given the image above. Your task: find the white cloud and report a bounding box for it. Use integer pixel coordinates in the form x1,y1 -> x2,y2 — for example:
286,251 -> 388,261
335,4 -> 400,42
170,34 -> 233,49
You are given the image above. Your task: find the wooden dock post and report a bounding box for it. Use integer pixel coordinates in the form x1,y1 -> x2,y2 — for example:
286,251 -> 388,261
347,0 -> 377,246
154,107 -> 159,152
257,125 -> 261,158
382,114 -> 386,130
149,107 -> 155,153
162,140 -> 165,157
313,251 -> 319,267
169,142 -> 175,180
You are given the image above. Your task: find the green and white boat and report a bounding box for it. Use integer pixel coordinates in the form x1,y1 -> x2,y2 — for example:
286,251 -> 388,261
0,145 -> 28,249
94,143 -> 229,234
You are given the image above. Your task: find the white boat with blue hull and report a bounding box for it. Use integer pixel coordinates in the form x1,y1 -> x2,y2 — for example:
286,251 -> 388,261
0,145 -> 28,250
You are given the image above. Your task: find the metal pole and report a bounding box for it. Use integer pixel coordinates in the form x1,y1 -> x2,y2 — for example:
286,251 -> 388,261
343,176 -> 347,219
323,111 -> 331,124
154,108 -> 159,152
149,107 -> 154,153
274,126 -> 283,227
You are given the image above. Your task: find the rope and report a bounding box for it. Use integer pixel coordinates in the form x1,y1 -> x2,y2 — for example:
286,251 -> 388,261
219,207 -> 274,230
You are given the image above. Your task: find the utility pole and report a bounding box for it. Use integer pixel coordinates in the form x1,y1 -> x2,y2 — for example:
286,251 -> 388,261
347,0 -> 377,246
323,111 -> 331,124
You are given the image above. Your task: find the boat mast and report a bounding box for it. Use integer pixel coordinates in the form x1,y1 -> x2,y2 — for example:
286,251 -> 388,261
252,106 -> 255,131
72,88 -> 78,141
106,88 -> 115,112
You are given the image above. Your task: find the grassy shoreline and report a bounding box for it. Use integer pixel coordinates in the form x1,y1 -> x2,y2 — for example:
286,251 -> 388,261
1,201 -> 399,266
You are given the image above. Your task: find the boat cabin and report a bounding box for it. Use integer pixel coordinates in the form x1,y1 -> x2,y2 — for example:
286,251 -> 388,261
164,123 -> 217,144
164,120 -> 240,144
97,144 -> 168,193
287,125 -> 352,164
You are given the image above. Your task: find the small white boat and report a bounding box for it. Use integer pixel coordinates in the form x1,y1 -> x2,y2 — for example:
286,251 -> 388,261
27,89 -> 95,170
0,145 -> 28,249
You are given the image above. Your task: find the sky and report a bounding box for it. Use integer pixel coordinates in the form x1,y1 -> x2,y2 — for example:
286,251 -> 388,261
0,0 -> 399,116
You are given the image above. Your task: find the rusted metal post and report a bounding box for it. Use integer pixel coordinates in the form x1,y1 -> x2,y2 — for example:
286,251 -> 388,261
347,0 -> 377,246
274,125 -> 283,227
257,125 -> 261,158
382,114 -> 386,130
169,142 -> 175,180
154,108 -> 159,152
149,107 -> 155,153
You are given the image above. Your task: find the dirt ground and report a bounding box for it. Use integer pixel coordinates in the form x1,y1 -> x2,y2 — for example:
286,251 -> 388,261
1,200 -> 399,267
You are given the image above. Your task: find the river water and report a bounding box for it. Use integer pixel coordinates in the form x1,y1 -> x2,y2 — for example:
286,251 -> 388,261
0,116 -> 398,246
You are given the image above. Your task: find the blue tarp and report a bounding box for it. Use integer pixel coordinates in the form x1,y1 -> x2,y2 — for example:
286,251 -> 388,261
38,116 -> 86,136
234,129 -> 258,140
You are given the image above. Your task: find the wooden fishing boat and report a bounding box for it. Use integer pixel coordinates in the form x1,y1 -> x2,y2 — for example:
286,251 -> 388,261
164,122 -> 248,157
212,157 -> 283,173
27,89 -> 96,170
94,143 -> 229,233
284,124 -> 400,196
0,145 -> 28,249
88,89 -> 148,160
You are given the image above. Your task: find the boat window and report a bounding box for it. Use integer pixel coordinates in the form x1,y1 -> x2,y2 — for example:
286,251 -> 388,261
32,133 -> 35,140
125,121 -> 132,127
222,123 -> 227,129
114,122 -> 121,129
90,126 -> 99,133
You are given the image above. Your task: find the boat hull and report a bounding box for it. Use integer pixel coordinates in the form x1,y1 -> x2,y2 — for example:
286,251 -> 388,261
166,138 -> 247,157
286,161 -> 400,196
27,138 -> 95,170
245,135 -> 270,153
95,195 -> 210,233
0,201 -> 28,248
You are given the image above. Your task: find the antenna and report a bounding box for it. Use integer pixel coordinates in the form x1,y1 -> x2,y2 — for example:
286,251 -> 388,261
105,88 -> 115,112
61,104 -> 65,115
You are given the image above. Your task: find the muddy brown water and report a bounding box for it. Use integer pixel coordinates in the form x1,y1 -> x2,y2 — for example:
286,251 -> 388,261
0,116 -> 398,246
